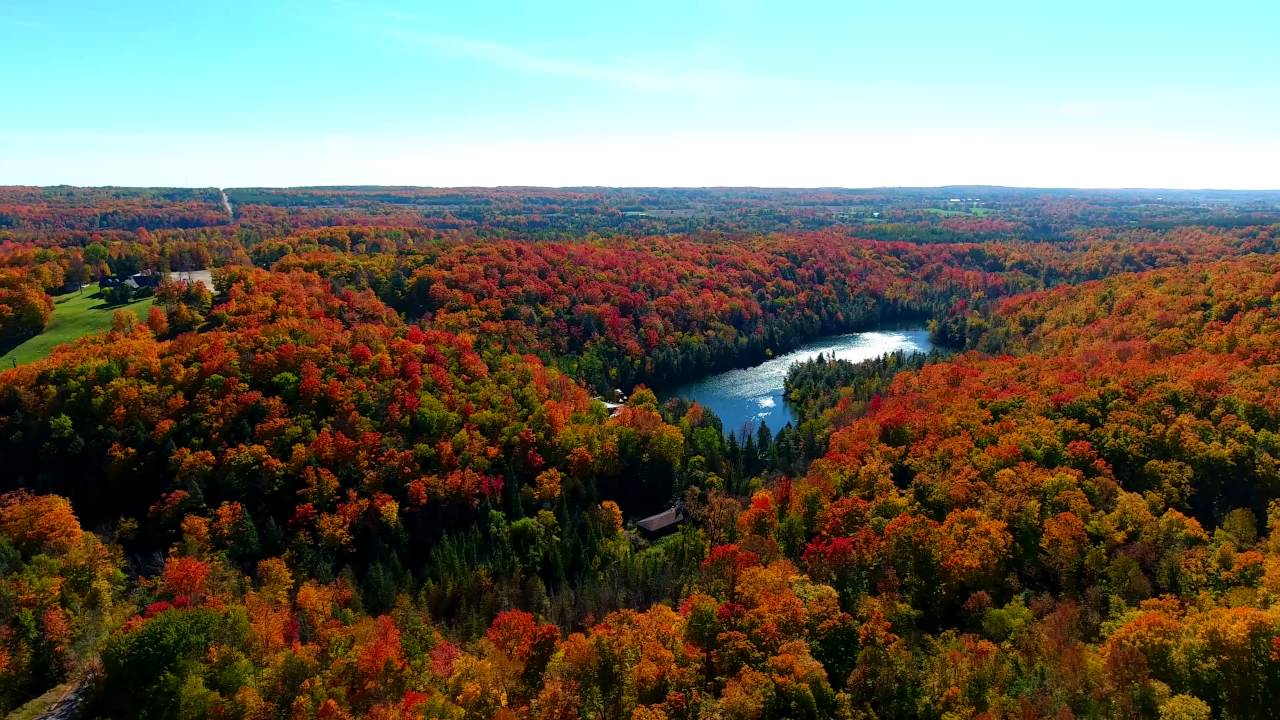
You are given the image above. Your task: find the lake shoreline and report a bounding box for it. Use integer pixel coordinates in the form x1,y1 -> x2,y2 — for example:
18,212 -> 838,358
662,324 -> 936,436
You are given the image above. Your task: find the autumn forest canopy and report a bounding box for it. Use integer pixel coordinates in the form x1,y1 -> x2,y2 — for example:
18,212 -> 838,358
4,185 -> 1280,719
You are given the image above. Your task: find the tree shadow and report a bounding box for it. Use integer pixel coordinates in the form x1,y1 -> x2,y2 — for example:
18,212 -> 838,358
89,293 -> 151,311
0,333 -> 34,363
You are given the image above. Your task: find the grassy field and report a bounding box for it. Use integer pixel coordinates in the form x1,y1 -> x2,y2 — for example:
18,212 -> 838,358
922,206 -> 994,217
0,291 -> 154,368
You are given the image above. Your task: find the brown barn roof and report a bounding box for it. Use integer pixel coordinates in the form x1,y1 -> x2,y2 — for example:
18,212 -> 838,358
637,507 -> 684,533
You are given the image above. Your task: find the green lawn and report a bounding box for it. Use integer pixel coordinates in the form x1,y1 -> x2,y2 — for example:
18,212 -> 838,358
922,206 -> 996,217
0,291 -> 154,368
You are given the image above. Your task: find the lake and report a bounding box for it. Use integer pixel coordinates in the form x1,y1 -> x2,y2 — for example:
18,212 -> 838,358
665,326 -> 935,435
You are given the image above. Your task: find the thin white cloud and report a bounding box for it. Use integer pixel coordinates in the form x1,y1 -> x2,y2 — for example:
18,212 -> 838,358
384,27 -> 773,97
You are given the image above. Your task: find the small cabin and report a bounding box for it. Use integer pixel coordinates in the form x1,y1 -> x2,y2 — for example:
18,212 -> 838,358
593,396 -> 626,418
636,506 -> 686,539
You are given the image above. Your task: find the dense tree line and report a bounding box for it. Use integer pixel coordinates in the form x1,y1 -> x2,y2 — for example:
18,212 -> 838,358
263,224 -> 1280,395
0,188 -> 1279,717
8,244 -> 1280,717
0,269 -> 53,346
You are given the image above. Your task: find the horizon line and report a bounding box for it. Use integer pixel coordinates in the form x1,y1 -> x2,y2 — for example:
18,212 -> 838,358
6,183 -> 1280,194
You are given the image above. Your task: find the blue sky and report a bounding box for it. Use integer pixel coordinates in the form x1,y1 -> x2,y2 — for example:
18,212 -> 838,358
1,0 -> 1277,187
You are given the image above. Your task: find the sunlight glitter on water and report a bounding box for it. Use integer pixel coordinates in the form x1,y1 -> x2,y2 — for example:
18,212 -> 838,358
666,327 -> 933,435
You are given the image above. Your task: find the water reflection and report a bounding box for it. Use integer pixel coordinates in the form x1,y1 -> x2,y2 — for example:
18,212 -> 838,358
665,327 -> 934,435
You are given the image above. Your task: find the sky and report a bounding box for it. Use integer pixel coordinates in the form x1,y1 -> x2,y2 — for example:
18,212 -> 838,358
1,0 -> 1278,188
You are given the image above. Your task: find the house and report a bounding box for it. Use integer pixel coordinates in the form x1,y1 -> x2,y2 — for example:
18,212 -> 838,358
99,270 -> 162,291
635,506 -> 686,539
130,270 -> 161,288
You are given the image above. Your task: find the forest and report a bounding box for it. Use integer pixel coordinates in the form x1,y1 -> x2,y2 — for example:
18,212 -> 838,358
2,186 -> 1280,719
